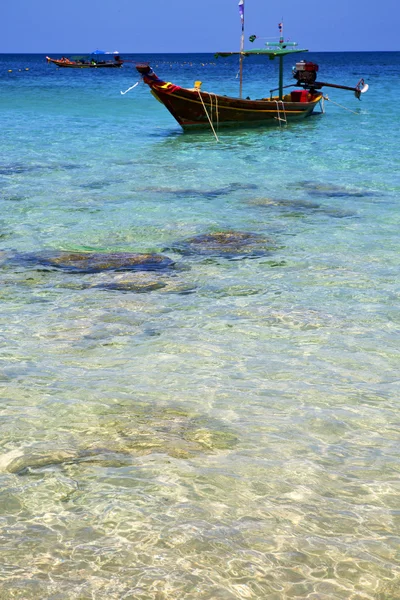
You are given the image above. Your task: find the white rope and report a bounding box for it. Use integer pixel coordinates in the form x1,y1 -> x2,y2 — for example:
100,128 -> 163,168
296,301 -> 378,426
120,81 -> 140,95
324,95 -> 359,115
214,94 -> 219,130
208,93 -> 219,131
208,92 -> 219,134
197,90 -> 219,142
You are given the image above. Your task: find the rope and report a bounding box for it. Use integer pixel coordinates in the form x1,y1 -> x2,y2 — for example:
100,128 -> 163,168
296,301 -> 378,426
120,81 -> 140,95
208,92 -> 219,130
324,95 -> 359,115
214,93 -> 219,130
197,89 -> 219,142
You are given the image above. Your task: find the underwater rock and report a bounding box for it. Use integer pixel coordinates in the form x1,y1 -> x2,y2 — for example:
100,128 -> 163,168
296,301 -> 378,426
60,163 -> 81,171
236,305 -> 343,330
0,163 -> 79,175
79,181 -> 111,190
249,197 -> 321,210
291,181 -> 369,198
87,272 -> 168,292
10,251 -> 175,273
223,182 -> 258,192
159,281 -> 196,295
115,412 -> 240,458
0,163 -> 34,175
1,448 -> 79,474
59,273 -> 196,294
1,194 -> 27,202
143,182 -> 258,199
183,428 -> 239,451
262,309 -> 334,330
165,231 -> 276,259
0,251 -> 10,266
0,410 -> 241,477
79,178 -> 121,190
319,207 -> 357,218
248,197 -> 356,218
0,446 -> 133,475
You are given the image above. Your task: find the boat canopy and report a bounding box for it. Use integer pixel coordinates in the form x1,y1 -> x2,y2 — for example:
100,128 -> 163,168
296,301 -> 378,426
215,41 -> 309,101
91,49 -> 120,55
216,47 -> 308,59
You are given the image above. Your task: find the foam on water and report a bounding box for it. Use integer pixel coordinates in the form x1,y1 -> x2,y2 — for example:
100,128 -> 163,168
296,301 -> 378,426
0,52 -> 399,598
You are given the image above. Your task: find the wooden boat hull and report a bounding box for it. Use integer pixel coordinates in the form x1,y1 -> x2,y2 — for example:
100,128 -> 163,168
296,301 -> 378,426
136,65 -> 322,131
46,57 -> 123,68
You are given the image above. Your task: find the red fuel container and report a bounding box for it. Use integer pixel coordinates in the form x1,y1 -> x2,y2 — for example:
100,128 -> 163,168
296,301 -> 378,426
291,90 -> 310,102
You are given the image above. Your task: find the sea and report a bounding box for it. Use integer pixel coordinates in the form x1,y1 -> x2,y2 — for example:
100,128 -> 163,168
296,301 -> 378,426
0,52 -> 399,599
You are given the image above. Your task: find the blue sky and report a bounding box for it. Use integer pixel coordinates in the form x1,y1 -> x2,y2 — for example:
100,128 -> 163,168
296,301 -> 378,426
1,0 -> 398,53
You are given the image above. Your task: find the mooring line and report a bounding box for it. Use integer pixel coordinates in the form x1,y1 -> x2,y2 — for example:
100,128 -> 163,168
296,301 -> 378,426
120,81 -> 140,95
324,95 -> 359,115
197,90 -> 219,142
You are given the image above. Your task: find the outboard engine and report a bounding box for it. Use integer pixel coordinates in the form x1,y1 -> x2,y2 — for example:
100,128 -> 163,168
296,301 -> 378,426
292,61 -> 319,87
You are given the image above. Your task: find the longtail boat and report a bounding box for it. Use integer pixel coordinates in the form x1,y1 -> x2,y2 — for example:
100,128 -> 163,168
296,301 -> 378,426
46,54 -> 124,68
135,5 -> 368,134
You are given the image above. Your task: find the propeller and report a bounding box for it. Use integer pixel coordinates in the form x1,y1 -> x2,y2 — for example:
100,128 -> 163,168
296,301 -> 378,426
355,79 -> 369,99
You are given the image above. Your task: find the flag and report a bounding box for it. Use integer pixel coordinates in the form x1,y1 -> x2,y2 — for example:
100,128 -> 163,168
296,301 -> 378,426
278,22 -> 283,32
238,0 -> 244,25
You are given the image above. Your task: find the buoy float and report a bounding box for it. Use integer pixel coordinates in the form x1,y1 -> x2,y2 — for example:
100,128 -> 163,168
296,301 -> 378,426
8,69 -> 12,72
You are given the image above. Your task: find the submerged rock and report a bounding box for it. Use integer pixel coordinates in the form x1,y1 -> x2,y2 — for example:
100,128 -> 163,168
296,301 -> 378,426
61,274 -> 195,295
2,194 -> 27,202
165,231 -> 276,259
183,428 -> 239,450
115,411 -> 240,458
143,182 -> 258,199
0,162 -> 80,175
0,250 -> 10,266
87,272 -> 168,292
1,412 -> 240,476
79,181 -> 112,190
1,448 -> 79,474
248,197 -> 356,218
291,181 -> 369,198
249,197 -> 321,210
0,163 -> 35,175
10,251 -> 175,273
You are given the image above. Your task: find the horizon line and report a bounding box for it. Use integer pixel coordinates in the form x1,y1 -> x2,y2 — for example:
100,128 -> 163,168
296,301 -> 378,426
1,49 -> 399,54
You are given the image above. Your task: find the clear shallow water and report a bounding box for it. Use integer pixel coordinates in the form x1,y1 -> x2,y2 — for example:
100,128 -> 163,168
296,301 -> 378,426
0,52 -> 400,599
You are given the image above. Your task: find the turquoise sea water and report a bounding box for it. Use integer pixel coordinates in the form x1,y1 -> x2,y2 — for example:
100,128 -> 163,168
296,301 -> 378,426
1,52 -> 400,599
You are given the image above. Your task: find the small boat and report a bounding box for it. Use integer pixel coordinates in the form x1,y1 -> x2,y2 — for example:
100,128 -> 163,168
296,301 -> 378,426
136,4 -> 368,134
46,53 -> 124,68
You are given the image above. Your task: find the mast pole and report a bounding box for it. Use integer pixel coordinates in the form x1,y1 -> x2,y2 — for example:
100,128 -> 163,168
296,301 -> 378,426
279,56 -> 284,100
278,20 -> 284,100
239,0 -> 245,98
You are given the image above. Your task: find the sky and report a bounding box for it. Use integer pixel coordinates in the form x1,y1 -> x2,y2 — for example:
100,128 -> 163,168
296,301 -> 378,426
1,0 -> 399,53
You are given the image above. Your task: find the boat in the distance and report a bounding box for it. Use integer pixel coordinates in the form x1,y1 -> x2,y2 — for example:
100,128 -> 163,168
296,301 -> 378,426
46,51 -> 124,69
135,5 -> 368,133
